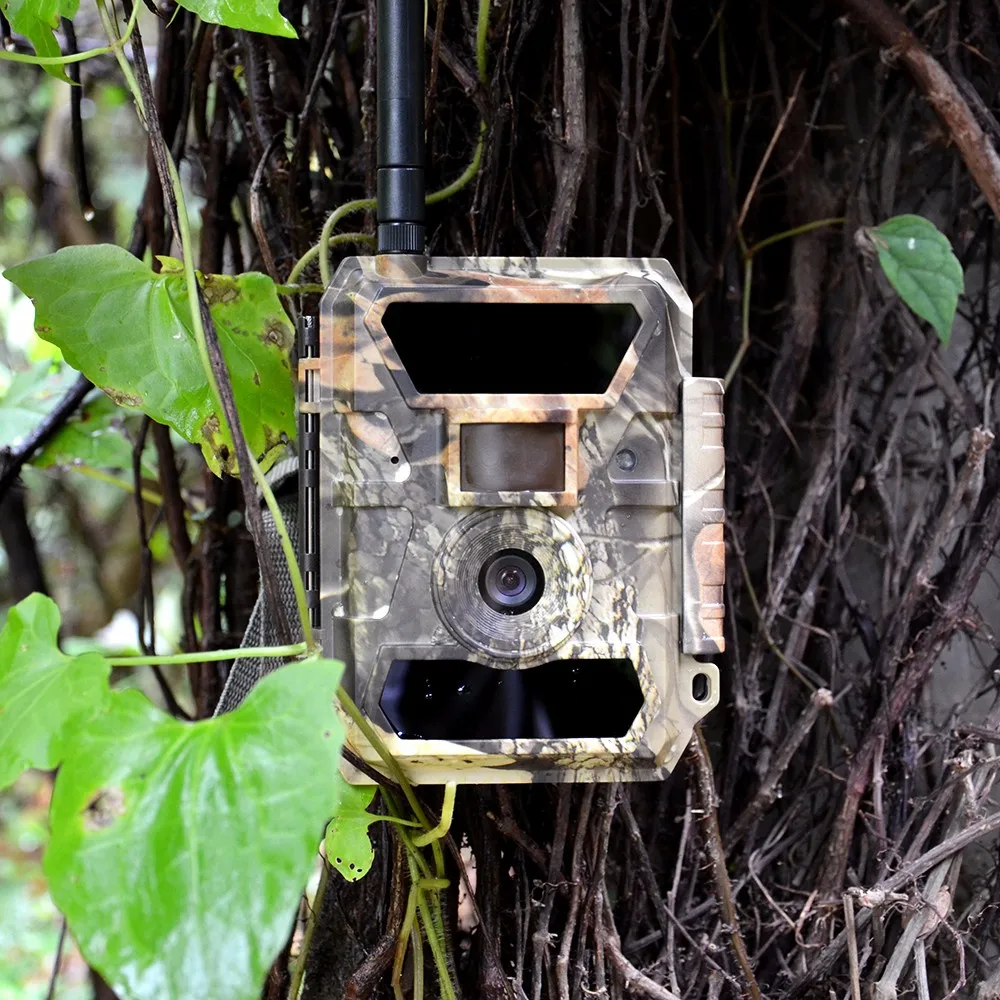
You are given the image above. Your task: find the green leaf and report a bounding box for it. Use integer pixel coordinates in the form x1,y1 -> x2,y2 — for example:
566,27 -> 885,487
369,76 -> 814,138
1,0 -> 80,79
4,245 -> 296,476
324,782 -> 379,882
869,214 -> 964,346
44,658 -> 346,1000
0,360 -> 77,451
0,364 -> 153,475
0,594 -> 110,791
175,0 -> 296,37
34,391 -> 140,472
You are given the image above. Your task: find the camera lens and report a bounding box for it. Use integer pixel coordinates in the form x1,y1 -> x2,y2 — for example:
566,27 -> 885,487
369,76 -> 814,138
478,549 -> 544,615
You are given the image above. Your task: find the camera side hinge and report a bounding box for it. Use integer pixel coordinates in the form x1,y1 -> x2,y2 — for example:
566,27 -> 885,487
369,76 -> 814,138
680,378 -> 726,655
298,315 -> 321,630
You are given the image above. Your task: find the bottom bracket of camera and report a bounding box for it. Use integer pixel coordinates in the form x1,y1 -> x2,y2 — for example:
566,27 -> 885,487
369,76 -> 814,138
379,658 -> 644,741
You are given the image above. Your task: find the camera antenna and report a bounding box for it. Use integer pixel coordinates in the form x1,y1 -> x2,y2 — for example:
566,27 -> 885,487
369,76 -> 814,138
377,0 -> 425,254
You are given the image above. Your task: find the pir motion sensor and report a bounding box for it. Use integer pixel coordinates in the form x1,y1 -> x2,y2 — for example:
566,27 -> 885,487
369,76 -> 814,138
297,0 -> 726,785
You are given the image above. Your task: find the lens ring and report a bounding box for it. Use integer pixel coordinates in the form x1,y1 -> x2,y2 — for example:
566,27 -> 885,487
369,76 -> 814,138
432,508 -> 592,660
478,549 -> 544,614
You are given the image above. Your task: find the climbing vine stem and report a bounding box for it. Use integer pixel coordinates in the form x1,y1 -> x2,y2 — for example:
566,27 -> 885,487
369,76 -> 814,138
97,0 -> 315,645
0,0 -> 140,67
108,644 -> 309,667
725,217 -> 845,388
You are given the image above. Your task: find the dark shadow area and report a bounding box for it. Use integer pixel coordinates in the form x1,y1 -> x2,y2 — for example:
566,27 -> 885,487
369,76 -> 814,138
381,302 -> 640,393
379,657 -> 643,740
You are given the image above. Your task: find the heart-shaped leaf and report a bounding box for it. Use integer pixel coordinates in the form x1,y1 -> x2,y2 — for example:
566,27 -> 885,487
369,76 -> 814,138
0,594 -> 110,791
44,658 -> 345,1000
869,215 -> 964,346
1,0 -> 80,80
324,782 -> 380,882
4,245 -> 296,476
175,0 -> 296,37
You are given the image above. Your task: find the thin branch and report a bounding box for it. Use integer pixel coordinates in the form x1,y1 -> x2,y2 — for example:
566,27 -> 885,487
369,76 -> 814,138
692,729 -> 763,1000
543,0 -> 587,254
0,375 -> 92,501
602,890 -> 683,1000
726,687 -> 833,850
837,0 -> 1000,220
736,69 -> 804,230
44,918 -> 68,1000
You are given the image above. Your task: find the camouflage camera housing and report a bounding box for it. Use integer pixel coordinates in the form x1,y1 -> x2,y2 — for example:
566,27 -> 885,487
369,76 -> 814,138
299,254 -> 724,784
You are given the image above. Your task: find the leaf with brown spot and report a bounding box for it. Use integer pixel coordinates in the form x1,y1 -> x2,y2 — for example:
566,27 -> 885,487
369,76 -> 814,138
324,781 -> 380,883
4,245 -> 296,476
103,388 -> 144,408
45,659 -> 346,1000
84,787 -> 126,831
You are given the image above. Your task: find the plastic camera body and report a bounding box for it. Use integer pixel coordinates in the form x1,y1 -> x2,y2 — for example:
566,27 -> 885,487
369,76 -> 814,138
299,254 -> 724,784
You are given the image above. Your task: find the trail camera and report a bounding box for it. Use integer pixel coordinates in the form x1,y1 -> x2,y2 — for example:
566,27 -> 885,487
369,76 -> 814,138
297,0 -> 725,784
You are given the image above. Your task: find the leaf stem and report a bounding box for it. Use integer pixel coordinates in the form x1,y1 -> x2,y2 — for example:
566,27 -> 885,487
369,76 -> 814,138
286,231 -> 376,286
727,217 -> 845,387
67,464 -> 164,508
372,815 -> 423,828
411,782 -> 456,847
744,217 -> 845,260
392,858 -> 421,1000
108,643 -> 308,667
725,256 -> 752,389
288,858 -> 329,1000
0,0 -> 139,67
318,200 -> 376,287
336,689 -> 430,827
424,123 -> 484,206
475,0 -> 489,80
95,0 -> 146,127
416,885 -> 457,1000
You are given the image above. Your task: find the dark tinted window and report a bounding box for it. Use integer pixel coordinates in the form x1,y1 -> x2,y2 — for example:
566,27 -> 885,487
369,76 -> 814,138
380,658 -> 643,741
380,302 -> 640,393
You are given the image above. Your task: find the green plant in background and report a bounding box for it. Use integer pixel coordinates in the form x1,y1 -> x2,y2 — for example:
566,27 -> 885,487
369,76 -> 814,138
726,213 -> 965,387
0,772 -> 91,1000
865,214 -> 965,346
0,0 -> 492,997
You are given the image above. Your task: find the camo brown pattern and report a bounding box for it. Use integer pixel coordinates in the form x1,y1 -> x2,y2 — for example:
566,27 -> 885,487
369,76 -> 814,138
304,255 -> 725,784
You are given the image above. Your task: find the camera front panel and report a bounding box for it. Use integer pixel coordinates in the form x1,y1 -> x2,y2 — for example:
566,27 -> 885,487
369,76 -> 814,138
301,255 -> 724,783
